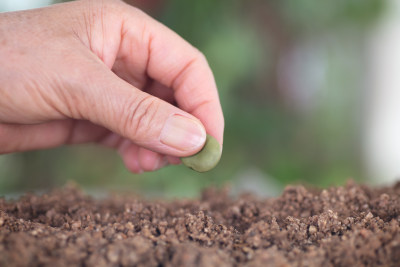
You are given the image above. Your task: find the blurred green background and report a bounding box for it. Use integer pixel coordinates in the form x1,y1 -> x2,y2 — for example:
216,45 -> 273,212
0,0 -> 386,197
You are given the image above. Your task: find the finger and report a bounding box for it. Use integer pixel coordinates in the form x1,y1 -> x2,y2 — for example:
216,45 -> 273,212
0,120 -> 108,154
76,67 -> 206,157
118,140 -> 143,173
138,147 -> 168,171
117,7 -> 224,145
117,141 -> 167,173
0,118 -> 174,172
97,133 -> 170,172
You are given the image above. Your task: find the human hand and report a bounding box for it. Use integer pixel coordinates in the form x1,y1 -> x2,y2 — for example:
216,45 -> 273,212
0,0 -> 224,173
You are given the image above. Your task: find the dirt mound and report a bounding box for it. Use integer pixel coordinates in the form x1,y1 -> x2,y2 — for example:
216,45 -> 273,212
0,181 -> 399,266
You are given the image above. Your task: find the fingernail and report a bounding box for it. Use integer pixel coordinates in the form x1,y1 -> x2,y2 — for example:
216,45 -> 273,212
160,115 -> 206,151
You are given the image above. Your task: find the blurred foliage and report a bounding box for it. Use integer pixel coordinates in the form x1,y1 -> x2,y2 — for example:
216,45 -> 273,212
0,0 -> 386,197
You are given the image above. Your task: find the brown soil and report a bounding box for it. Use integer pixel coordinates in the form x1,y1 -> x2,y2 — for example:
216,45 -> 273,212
0,181 -> 399,267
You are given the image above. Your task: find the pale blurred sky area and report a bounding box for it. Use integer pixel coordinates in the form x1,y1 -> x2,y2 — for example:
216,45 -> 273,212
0,0 -> 52,11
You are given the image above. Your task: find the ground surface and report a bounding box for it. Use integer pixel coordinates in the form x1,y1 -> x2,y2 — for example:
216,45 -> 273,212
0,181 -> 399,267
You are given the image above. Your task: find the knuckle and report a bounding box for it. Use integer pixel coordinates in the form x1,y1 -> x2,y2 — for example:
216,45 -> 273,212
195,50 -> 207,63
192,49 -> 208,67
121,96 -> 159,139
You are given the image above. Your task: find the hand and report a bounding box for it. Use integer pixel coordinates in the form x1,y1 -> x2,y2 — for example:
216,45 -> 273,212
0,0 -> 224,173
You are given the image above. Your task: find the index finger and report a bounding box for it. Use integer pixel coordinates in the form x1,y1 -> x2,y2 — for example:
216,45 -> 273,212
122,8 -> 224,146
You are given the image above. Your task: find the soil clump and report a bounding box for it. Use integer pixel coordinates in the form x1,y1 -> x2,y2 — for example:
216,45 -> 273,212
0,181 -> 399,266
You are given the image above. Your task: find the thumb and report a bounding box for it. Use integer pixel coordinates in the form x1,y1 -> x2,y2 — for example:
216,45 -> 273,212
78,71 -> 206,157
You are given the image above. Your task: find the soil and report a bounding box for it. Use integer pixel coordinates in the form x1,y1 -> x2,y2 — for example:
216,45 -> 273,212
0,181 -> 399,267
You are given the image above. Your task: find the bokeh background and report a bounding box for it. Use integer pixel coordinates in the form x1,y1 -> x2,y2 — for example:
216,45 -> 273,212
1,0 -> 399,197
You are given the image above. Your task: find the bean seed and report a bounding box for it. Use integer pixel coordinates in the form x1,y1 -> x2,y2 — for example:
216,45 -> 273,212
181,134 -> 221,172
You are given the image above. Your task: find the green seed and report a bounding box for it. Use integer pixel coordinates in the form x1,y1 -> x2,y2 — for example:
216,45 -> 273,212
181,134 -> 222,172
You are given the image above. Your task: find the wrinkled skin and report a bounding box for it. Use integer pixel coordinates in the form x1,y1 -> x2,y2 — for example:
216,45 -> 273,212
0,0 -> 224,173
